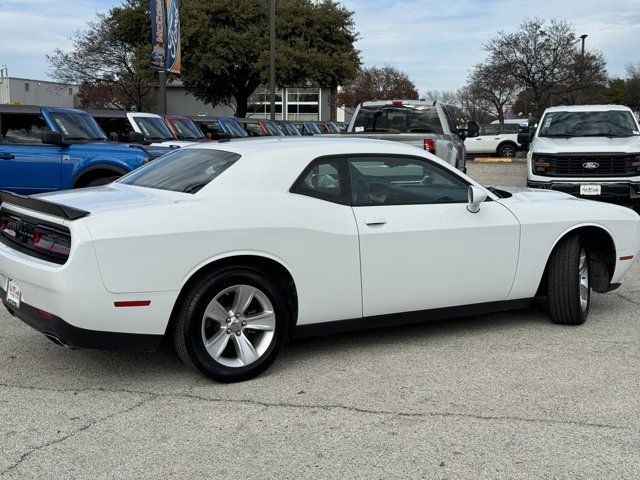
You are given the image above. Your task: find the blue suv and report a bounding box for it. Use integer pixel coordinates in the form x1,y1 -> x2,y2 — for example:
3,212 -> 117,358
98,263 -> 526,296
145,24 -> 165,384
0,105 -> 151,195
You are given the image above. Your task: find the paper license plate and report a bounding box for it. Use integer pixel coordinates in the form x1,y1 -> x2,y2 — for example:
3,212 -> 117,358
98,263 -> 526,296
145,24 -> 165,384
580,184 -> 601,196
6,279 -> 21,309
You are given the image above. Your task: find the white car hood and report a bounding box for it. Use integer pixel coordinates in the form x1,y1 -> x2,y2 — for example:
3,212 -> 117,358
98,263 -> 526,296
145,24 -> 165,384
35,183 -> 190,214
493,186 -> 577,202
533,136 -> 640,154
149,140 -> 197,148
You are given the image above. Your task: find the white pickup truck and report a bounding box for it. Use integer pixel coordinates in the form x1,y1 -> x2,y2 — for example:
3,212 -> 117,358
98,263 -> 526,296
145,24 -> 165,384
345,100 -> 478,171
526,104 -> 640,207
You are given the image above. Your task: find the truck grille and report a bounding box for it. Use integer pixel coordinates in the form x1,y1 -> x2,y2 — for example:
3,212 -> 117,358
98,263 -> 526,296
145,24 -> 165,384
538,154 -> 638,177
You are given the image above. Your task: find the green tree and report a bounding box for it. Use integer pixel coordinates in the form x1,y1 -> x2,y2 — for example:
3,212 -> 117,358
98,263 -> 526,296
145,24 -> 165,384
603,78 -> 628,105
181,0 -> 360,117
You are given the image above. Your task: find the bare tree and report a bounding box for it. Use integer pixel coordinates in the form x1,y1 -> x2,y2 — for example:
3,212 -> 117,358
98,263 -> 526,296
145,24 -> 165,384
335,66 -> 418,108
467,62 -> 518,125
47,2 -> 156,111
483,18 -> 607,119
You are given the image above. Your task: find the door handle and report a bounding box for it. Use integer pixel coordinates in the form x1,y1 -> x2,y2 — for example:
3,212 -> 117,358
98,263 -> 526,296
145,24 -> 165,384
0,154 -> 15,160
364,218 -> 387,226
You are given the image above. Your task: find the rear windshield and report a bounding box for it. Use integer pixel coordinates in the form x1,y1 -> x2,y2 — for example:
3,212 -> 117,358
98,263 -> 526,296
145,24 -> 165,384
353,105 -> 443,134
539,110 -> 640,138
119,148 -> 239,193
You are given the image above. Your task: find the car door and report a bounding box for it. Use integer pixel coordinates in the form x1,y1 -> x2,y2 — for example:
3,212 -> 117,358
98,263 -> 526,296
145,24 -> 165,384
441,106 -> 466,168
348,155 -> 520,317
0,112 -> 62,194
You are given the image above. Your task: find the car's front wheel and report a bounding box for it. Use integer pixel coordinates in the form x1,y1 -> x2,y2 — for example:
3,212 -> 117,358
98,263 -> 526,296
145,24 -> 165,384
547,234 -> 590,325
172,267 -> 289,382
497,143 -> 517,158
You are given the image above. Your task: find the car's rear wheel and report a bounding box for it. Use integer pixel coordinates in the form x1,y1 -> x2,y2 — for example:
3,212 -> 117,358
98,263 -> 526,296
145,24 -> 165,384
547,234 -> 590,325
172,267 -> 289,382
497,143 -> 517,158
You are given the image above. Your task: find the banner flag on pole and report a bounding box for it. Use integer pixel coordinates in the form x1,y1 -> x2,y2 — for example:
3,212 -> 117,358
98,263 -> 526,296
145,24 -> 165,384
150,0 -> 166,71
165,0 -> 181,74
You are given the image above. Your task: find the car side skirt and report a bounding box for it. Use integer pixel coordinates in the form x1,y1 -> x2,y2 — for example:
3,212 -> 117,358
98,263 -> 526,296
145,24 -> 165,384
292,298 -> 533,339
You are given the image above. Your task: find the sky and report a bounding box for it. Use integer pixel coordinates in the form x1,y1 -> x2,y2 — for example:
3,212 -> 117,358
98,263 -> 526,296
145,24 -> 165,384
1,0 -> 639,93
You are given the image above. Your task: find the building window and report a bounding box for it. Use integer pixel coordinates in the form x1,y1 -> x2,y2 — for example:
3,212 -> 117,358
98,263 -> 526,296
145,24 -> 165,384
68,87 -> 73,95
24,82 -> 29,92
286,87 -> 319,121
247,87 -> 284,120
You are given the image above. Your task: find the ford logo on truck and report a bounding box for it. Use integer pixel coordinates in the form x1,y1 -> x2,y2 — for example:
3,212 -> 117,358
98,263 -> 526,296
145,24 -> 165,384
583,162 -> 599,169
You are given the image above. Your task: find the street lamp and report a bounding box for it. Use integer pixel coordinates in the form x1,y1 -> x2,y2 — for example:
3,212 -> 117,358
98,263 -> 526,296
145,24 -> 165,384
579,34 -> 588,56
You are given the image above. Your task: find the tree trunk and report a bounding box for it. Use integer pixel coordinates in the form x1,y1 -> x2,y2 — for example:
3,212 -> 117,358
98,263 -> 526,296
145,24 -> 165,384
235,93 -> 248,118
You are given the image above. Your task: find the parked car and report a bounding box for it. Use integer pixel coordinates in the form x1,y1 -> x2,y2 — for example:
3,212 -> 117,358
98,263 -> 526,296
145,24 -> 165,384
464,123 -> 521,158
526,105 -> 640,207
0,105 -> 150,195
293,121 -> 322,136
314,121 -> 341,134
190,116 -> 248,140
344,100 -> 478,171
236,118 -> 284,137
90,110 -> 194,149
275,120 -> 302,136
2,137 -> 638,382
164,115 -> 207,141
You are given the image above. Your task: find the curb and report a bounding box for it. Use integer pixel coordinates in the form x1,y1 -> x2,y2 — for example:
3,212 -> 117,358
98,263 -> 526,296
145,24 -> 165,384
472,157 -> 513,163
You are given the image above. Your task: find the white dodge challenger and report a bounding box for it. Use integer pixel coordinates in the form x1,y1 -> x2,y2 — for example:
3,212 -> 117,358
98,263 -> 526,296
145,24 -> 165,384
1,138 -> 639,381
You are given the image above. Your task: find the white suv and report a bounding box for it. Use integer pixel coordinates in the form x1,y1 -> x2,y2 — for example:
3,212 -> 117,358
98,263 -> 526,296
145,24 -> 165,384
526,105 -> 640,206
464,123 -> 522,157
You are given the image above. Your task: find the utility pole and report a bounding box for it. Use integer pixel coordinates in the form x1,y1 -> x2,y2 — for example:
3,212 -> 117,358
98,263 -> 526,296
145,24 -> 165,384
269,0 -> 276,120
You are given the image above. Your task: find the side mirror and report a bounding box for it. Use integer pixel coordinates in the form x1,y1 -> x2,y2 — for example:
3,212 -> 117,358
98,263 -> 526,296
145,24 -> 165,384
42,130 -> 64,146
466,121 -> 480,138
109,132 -> 118,142
467,185 -> 487,213
128,131 -> 146,144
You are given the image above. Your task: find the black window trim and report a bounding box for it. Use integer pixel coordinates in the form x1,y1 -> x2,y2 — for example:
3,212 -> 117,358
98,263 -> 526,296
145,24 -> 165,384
290,153 -> 474,207
289,154 -> 351,205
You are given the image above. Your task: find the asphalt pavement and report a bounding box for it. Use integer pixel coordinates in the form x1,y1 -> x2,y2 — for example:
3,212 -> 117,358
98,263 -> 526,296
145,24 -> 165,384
1,160 -> 639,479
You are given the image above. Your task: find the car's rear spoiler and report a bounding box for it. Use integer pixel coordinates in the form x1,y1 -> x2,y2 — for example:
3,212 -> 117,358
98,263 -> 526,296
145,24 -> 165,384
0,191 -> 90,220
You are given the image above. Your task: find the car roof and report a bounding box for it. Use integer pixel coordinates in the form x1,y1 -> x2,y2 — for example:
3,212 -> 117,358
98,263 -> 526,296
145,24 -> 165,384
88,109 -> 129,118
361,100 -> 436,108
543,104 -> 633,113
0,105 -> 45,114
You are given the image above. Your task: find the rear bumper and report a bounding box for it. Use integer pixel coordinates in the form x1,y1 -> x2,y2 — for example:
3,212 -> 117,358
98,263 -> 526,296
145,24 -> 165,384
527,181 -> 640,205
1,287 -> 163,351
0,288 -> 164,352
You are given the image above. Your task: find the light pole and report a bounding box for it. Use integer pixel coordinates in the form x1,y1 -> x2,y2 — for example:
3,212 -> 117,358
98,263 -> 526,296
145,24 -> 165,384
269,0 -> 276,120
580,34 -> 588,56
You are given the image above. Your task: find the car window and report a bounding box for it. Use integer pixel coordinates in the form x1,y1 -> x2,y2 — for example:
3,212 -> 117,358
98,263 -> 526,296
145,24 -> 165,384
442,107 -> 458,134
219,119 -> 248,138
539,110 -> 640,138
94,117 -> 133,142
501,124 -> 519,134
119,148 -> 239,193
482,125 -> 499,136
291,158 -> 346,203
349,156 -> 469,206
133,116 -> 174,141
171,118 -> 204,139
49,112 -> 106,141
353,105 -> 444,134
1,114 -> 47,145
243,123 -> 267,137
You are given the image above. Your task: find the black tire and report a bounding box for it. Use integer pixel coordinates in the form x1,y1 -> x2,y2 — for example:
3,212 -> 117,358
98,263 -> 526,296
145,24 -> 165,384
497,143 -> 517,158
85,177 -> 118,187
547,234 -> 590,325
172,267 -> 290,382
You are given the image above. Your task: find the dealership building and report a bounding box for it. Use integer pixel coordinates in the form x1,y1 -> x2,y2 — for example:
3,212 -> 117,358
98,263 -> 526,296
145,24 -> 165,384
0,67 -> 79,108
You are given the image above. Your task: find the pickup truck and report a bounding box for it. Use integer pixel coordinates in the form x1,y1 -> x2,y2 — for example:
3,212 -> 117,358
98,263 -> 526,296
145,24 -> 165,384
0,105 -> 151,195
526,104 -> 640,207
344,100 -> 478,171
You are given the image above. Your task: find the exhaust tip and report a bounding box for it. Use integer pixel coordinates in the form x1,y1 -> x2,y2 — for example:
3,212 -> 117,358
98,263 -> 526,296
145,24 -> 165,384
44,333 -> 72,348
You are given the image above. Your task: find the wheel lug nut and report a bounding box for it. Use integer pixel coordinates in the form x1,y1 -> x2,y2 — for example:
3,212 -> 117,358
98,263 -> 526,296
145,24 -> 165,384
242,321 -> 247,326
226,318 -> 231,323
236,313 -> 240,318
235,331 -> 241,336
226,329 -> 231,334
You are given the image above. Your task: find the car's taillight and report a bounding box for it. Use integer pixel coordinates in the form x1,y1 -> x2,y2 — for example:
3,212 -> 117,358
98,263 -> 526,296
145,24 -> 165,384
33,227 -> 71,258
424,139 -> 436,153
391,100 -> 405,106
